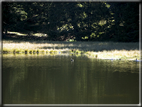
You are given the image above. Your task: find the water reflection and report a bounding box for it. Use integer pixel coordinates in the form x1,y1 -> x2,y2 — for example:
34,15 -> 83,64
3,55 -> 139,104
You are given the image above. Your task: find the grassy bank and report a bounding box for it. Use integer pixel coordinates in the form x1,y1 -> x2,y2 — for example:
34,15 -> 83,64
2,40 -> 140,60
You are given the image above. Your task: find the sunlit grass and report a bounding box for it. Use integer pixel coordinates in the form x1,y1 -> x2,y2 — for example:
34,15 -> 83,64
2,40 -> 140,60
88,49 -> 140,60
7,31 -> 27,36
7,31 -> 47,37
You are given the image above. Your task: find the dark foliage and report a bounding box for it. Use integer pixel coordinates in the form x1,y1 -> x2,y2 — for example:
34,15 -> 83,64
2,2 -> 139,42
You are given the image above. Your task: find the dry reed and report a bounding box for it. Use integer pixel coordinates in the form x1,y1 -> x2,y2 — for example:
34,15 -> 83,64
2,40 -> 140,60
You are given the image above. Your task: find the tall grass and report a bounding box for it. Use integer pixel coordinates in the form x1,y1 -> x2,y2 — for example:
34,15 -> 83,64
3,40 -> 139,50
2,40 -> 140,60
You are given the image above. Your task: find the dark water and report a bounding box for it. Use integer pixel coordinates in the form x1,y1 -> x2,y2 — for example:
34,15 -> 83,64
2,55 -> 139,104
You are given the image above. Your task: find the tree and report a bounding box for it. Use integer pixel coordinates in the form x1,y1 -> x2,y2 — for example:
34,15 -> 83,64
106,2 -> 139,42
2,2 -> 24,37
2,2 -> 139,42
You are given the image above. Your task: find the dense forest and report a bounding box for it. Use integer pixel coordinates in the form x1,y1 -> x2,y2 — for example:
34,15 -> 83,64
2,2 -> 139,42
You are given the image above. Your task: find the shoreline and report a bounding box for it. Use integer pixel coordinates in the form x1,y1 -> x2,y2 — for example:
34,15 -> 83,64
2,40 -> 140,60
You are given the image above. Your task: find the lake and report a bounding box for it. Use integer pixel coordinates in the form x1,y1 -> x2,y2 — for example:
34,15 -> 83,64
2,54 -> 139,104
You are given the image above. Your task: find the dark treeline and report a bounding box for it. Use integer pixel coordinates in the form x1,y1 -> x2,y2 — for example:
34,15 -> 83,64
2,2 -> 139,42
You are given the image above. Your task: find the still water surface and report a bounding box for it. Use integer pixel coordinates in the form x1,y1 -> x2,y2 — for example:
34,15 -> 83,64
3,55 -> 139,104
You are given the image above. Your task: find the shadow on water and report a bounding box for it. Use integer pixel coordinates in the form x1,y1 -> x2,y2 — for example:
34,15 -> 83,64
2,55 -> 139,104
